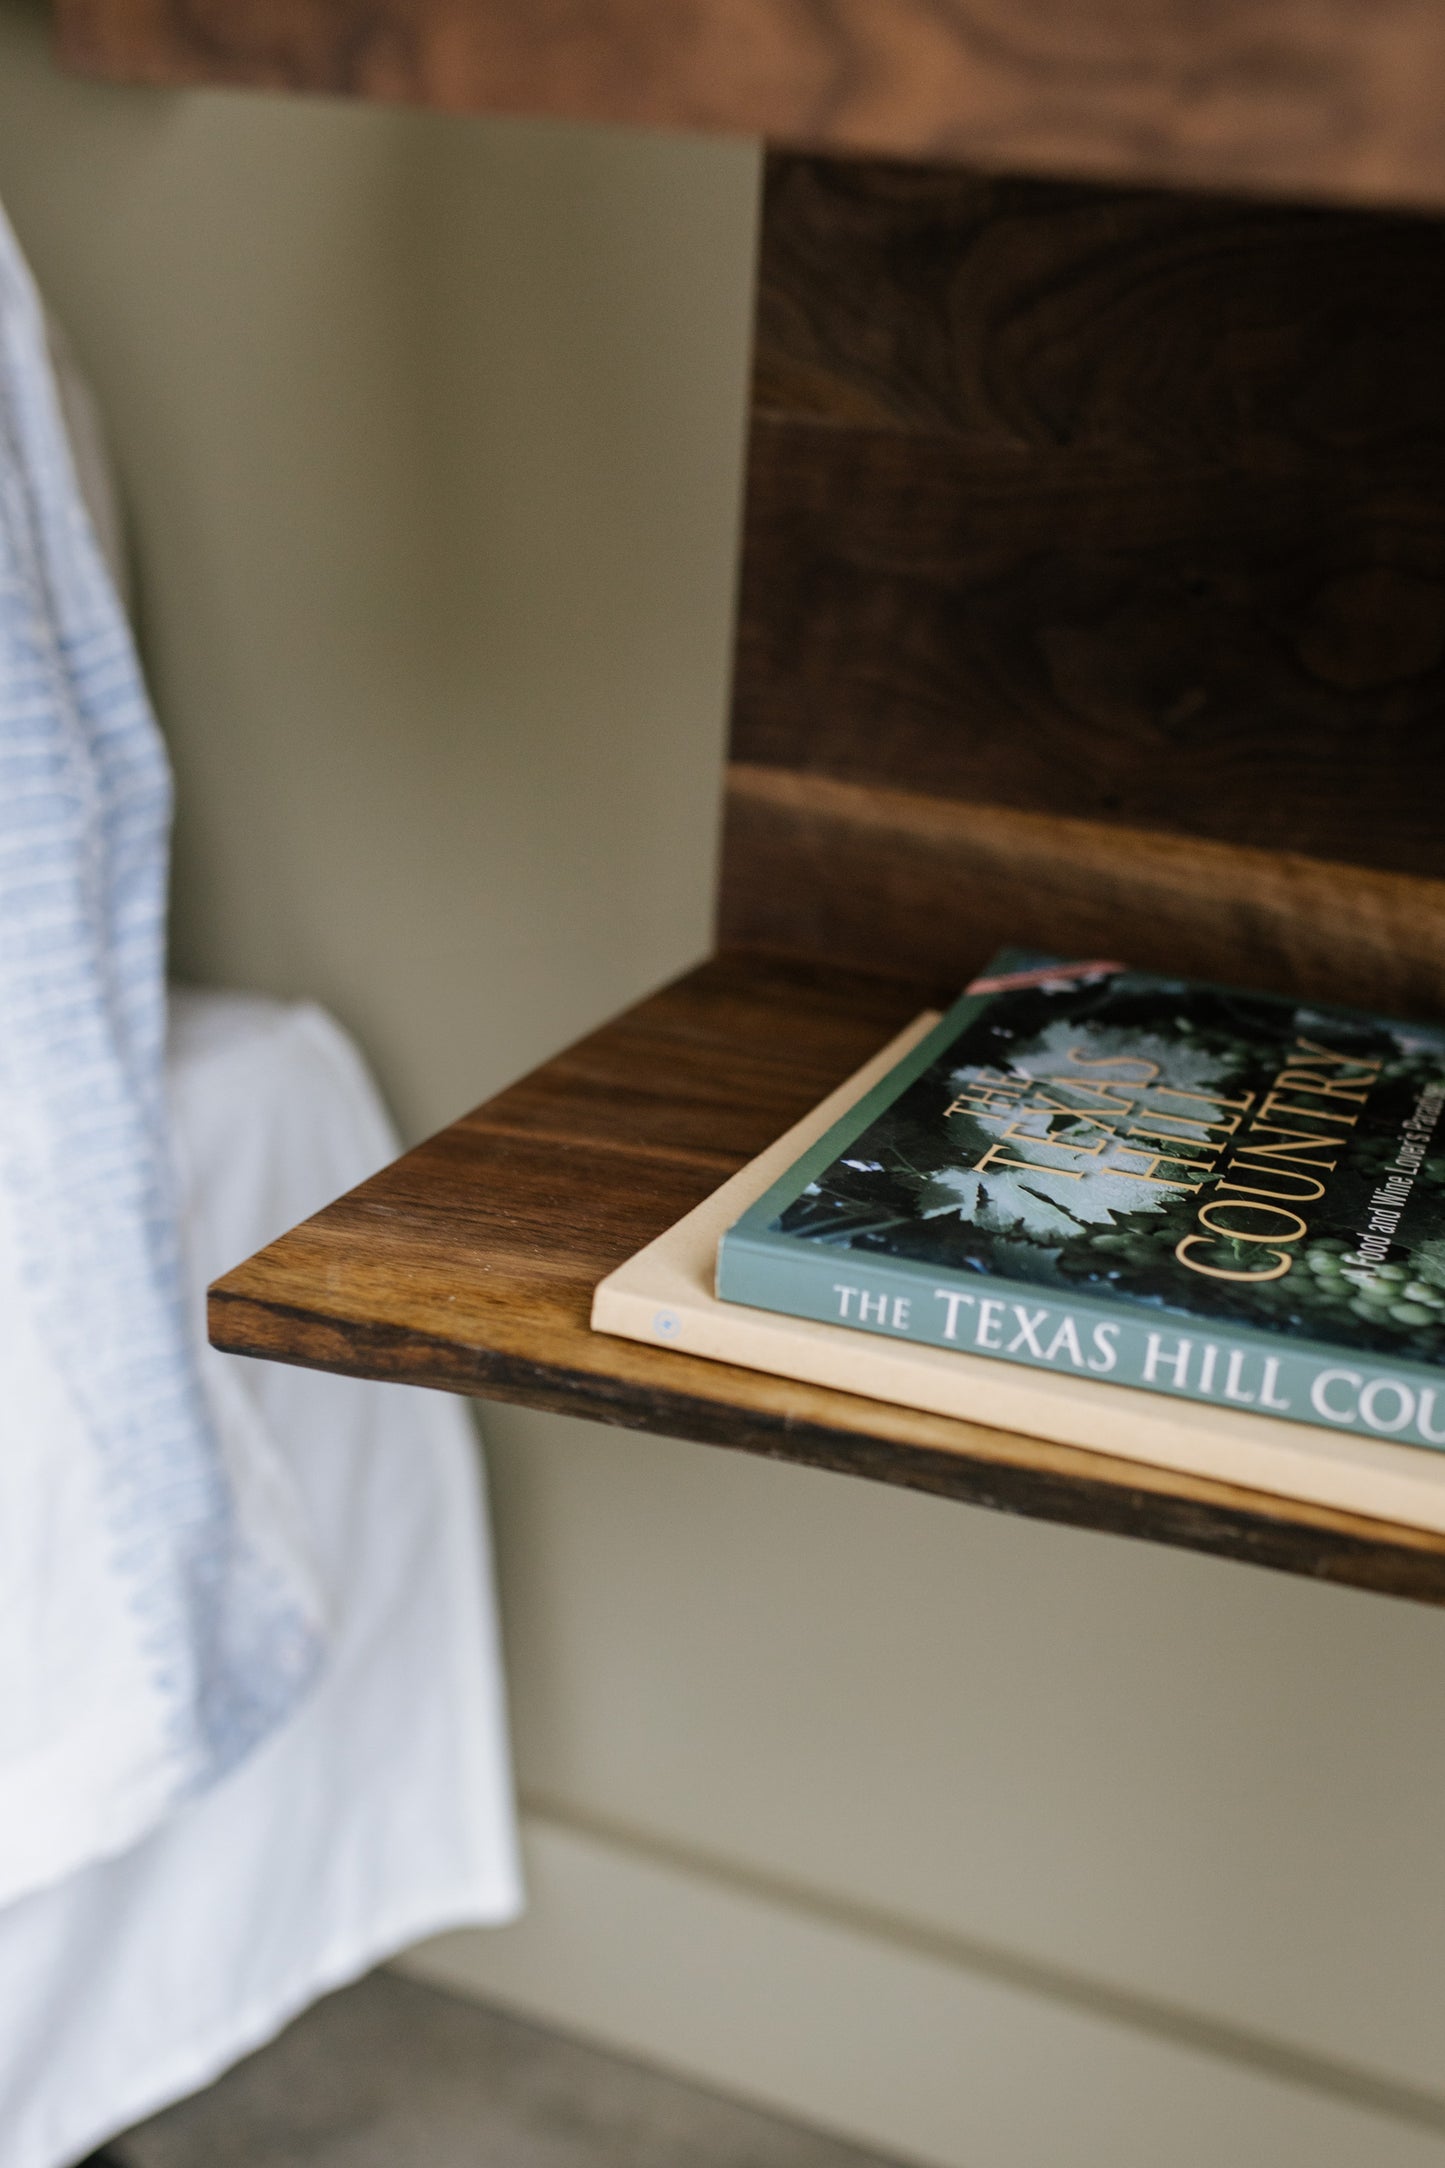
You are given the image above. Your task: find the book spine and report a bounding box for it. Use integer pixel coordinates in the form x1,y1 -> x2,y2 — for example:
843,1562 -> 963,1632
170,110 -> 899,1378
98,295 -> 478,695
717,1232 -> 1445,1454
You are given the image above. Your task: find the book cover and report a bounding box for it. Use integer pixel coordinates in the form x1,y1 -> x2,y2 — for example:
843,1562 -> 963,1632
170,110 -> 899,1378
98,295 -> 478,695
717,958 -> 1445,1451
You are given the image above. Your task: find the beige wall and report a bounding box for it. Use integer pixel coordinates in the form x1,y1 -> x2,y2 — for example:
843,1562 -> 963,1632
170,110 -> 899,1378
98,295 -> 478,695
0,3 -> 752,1137
6,11 -> 1445,2163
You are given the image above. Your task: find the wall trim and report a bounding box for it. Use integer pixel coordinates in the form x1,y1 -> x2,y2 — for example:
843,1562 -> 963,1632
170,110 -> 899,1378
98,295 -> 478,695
397,1807 -> 1445,2168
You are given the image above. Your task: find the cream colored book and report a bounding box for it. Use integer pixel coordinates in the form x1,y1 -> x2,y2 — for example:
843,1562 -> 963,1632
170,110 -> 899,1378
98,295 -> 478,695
592,1015 -> 1445,1535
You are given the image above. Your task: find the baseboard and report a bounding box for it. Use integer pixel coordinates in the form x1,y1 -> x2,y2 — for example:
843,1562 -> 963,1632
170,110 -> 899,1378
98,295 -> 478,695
396,1809 -> 1445,2168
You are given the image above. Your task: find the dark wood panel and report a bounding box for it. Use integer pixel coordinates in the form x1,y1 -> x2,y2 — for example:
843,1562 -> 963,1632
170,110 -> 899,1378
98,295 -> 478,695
727,157 -> 1445,895
754,158 -> 1445,455
209,949 -> 1445,1606
731,414 -> 1445,877
719,764 -> 1445,1017
51,0 -> 1445,215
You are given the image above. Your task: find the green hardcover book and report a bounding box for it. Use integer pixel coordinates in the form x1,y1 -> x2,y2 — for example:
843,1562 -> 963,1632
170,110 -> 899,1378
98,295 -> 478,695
717,955 -> 1445,1451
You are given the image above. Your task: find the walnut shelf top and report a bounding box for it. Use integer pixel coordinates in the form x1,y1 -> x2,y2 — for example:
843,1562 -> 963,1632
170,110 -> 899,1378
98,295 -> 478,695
52,0 -> 1445,213
208,949 -> 1445,1607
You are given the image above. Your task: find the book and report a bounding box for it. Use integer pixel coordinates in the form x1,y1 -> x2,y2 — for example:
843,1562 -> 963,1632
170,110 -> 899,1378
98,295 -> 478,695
716,957 -> 1445,1454
590,1014 -> 1445,1533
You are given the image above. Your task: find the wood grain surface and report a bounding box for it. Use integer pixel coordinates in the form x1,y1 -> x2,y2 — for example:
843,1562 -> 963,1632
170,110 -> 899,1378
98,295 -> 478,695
210,949 -> 1445,1606
51,0 -> 1445,214
719,765 -> 1445,1016
733,160 -> 1445,866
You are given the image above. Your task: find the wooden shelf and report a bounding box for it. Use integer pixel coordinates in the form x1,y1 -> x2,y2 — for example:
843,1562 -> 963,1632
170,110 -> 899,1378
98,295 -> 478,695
210,948 -> 1445,1608
94,17 -> 1445,1604
51,0 -> 1445,215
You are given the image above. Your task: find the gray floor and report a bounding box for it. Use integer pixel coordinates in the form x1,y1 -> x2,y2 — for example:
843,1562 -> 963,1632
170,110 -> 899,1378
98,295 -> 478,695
113,1970 -> 904,2168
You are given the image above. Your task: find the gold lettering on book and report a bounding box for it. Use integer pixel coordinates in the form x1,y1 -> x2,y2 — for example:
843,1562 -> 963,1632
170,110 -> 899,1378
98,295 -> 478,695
947,1029 -> 1387,1277
1177,1038 -> 1382,1280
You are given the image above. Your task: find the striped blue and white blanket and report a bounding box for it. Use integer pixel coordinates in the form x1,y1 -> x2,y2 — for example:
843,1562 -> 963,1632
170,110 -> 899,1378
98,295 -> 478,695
0,202 -> 323,1903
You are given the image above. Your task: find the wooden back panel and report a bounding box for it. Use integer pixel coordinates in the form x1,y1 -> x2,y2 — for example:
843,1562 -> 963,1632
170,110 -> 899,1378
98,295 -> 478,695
719,154 -> 1445,1011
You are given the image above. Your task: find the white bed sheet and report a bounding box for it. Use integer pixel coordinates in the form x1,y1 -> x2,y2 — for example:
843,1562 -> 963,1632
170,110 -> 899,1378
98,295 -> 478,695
0,988 -> 521,2168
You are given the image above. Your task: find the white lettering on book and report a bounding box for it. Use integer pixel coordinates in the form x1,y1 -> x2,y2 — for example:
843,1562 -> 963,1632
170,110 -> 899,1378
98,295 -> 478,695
933,1288 -> 976,1341
1044,1314 -> 1084,1367
1311,1367 -> 1430,1435
1089,1323 -> 1119,1372
1143,1332 -> 1193,1389
1007,1306 -> 1049,1357
1418,1388 -> 1445,1445
834,1284 -> 912,1332
1360,1377 -> 1414,1434
1260,1357 -> 1289,1411
834,1284 -> 1299,1419
975,1297 -> 1006,1350
1311,1368 -> 1362,1423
